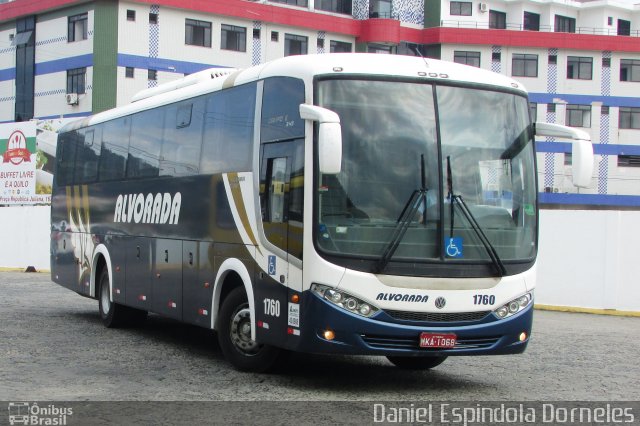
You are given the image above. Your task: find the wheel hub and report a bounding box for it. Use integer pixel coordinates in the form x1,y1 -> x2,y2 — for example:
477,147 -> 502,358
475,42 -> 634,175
230,306 -> 260,355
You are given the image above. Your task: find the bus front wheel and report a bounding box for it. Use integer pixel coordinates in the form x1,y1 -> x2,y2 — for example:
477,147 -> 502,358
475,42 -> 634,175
98,268 -> 147,328
218,286 -> 282,373
386,355 -> 447,370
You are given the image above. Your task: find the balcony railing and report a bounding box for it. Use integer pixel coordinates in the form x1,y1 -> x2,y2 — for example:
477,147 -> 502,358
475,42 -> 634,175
440,20 -> 640,37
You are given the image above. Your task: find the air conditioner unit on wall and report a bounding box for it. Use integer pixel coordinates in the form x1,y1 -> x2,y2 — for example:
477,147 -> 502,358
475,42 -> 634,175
66,93 -> 78,105
478,3 -> 488,12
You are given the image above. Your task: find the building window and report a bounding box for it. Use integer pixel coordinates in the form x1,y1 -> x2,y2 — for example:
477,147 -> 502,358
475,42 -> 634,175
185,19 -> 211,47
369,0 -> 392,18
149,13 -> 158,24
548,54 -> 557,65
368,44 -> 393,54
564,153 -> 572,166
523,11 -> 540,31
126,10 -> 136,21
547,103 -> 556,113
601,106 -> 610,115
271,0 -> 308,6
253,28 -> 261,39
125,67 -> 134,78
489,10 -> 506,29
554,15 -> 576,33
565,105 -> 591,128
453,51 -> 480,68
148,69 -> 157,81
567,56 -> 592,80
603,58 -> 611,68
618,19 -> 631,36
66,67 -> 86,94
317,38 -> 325,49
620,59 -> 640,82
450,1 -> 472,16
618,155 -> 640,167
221,24 -> 246,52
284,34 -> 308,56
512,54 -> 538,77
271,31 -> 279,42
330,40 -> 352,53
68,13 -> 88,42
492,51 -> 501,62
607,17 -> 613,26
529,102 -> 537,122
619,107 -> 640,129
316,0 -> 352,15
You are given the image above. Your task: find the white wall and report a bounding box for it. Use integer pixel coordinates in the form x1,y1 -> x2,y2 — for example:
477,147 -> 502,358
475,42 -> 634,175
537,209 -> 640,312
0,206 -> 50,270
0,205 -> 638,312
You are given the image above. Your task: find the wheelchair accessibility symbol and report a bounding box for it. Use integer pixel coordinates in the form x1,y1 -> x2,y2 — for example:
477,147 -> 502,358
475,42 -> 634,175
445,237 -> 463,258
268,255 -> 276,275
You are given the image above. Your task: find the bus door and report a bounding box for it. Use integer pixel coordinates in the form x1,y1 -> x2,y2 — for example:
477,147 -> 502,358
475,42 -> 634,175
256,139 -> 304,345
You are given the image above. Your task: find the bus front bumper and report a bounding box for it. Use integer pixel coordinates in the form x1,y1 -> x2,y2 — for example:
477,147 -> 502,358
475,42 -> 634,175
294,292 -> 533,356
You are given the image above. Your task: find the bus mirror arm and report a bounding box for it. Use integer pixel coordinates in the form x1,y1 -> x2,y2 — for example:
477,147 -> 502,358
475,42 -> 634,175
300,104 -> 342,174
534,122 -> 594,188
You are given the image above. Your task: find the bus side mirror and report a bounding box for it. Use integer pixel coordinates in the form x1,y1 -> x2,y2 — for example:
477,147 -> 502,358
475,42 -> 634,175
300,104 -> 342,174
534,122 -> 594,188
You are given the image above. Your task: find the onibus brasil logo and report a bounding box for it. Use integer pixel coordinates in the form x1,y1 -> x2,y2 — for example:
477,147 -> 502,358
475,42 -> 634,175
7,402 -> 73,425
3,130 -> 31,165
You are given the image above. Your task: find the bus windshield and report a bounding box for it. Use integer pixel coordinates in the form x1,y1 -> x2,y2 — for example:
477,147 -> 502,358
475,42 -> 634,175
315,79 -> 537,272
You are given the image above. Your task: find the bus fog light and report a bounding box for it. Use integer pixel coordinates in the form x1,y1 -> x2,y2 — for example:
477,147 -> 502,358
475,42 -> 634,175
323,329 -> 335,340
519,332 -> 528,342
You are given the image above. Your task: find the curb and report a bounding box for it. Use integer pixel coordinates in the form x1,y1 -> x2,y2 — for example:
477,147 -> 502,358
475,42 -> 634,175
535,304 -> 640,318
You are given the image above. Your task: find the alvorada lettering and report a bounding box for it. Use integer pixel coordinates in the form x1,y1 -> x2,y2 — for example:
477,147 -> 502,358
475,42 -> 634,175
376,293 -> 429,303
113,192 -> 181,224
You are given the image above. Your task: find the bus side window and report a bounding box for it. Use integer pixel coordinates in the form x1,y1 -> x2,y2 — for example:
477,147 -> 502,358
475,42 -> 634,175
201,83 -> 256,174
56,132 -> 77,186
127,109 -> 162,178
260,77 -> 305,143
99,116 -> 131,181
74,127 -> 101,184
160,98 -> 205,177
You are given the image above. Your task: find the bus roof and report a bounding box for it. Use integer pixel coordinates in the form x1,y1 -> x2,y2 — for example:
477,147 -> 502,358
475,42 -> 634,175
60,53 -> 528,133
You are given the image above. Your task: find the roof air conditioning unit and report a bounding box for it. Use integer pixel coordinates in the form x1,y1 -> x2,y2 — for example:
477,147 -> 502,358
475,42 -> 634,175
478,3 -> 488,12
66,93 -> 79,105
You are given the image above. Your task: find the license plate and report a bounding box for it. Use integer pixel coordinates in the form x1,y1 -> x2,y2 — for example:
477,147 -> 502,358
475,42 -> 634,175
419,332 -> 457,349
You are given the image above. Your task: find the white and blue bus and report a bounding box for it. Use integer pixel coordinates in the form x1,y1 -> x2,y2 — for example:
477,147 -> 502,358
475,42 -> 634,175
51,54 -> 593,372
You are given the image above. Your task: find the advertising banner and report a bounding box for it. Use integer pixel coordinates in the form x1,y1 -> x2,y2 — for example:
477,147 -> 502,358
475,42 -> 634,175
0,119 -> 71,206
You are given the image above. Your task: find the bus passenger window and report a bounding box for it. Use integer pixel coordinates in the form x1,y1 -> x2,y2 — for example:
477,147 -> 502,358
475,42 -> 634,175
99,117 -> 131,181
160,98 -> 205,177
74,128 -> 101,183
128,109 -> 162,178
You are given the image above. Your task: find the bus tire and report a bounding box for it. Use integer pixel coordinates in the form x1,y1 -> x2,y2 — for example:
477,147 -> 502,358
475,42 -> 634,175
98,268 -> 147,328
217,286 -> 282,373
386,355 -> 447,370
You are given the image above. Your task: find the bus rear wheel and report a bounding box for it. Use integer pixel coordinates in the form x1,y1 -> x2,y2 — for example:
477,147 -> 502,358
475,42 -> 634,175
98,268 -> 147,328
386,355 -> 447,370
218,286 -> 282,373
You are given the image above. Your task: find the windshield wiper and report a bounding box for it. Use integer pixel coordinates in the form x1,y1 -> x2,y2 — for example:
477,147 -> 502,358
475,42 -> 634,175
374,155 -> 429,274
446,156 -> 507,277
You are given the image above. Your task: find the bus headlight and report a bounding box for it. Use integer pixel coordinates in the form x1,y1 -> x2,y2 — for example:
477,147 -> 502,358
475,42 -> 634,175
494,292 -> 532,319
311,283 -> 378,318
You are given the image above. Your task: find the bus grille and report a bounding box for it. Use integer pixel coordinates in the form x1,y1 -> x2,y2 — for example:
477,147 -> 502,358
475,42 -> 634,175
383,310 -> 491,323
361,335 -> 500,351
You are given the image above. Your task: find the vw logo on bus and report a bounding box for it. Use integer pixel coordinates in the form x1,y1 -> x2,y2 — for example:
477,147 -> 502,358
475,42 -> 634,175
435,297 -> 447,309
